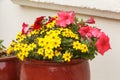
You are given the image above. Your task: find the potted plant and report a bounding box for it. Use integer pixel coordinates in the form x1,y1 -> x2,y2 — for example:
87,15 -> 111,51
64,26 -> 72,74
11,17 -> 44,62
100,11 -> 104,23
0,40 -> 19,80
8,11 -> 111,80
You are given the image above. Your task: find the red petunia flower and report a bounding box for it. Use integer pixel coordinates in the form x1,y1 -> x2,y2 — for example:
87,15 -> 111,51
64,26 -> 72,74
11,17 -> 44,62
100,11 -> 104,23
56,11 -> 75,27
33,16 -> 44,30
45,16 -> 56,25
22,22 -> 29,35
86,17 -> 95,24
95,32 -> 111,55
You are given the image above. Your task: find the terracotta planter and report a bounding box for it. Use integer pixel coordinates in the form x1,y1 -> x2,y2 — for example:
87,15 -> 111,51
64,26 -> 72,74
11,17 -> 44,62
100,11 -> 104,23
0,56 -> 20,80
20,59 -> 90,80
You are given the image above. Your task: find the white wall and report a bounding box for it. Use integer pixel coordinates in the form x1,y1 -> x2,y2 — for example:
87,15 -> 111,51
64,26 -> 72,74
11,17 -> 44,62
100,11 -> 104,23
0,0 -> 120,80
0,0 -> 57,47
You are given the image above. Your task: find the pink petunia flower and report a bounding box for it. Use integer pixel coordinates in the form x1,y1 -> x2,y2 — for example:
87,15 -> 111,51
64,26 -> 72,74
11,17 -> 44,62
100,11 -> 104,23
78,26 -> 101,38
78,26 -> 93,38
95,32 -> 111,55
56,11 -> 75,27
90,27 -> 101,38
22,22 -> 29,35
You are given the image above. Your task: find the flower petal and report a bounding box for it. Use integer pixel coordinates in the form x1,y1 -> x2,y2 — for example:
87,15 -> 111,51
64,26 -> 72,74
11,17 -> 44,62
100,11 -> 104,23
56,11 -> 75,27
95,32 -> 111,55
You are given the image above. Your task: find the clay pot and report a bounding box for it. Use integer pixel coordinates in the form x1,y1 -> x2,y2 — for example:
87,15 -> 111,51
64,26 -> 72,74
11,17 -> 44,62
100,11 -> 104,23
20,59 -> 90,80
0,56 -> 20,80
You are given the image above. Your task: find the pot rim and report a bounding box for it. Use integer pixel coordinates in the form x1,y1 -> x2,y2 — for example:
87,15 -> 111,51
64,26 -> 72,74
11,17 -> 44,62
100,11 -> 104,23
21,58 -> 88,66
0,56 -> 17,62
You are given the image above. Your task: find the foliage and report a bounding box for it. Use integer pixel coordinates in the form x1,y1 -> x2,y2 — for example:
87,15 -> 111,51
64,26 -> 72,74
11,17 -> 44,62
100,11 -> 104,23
0,40 -> 6,50
0,40 -> 6,57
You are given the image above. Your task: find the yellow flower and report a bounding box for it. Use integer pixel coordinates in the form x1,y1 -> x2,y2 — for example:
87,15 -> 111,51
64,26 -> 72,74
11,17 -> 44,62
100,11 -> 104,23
40,29 -> 47,34
16,32 -> 22,40
50,36 -> 61,48
62,28 -> 78,39
55,50 -> 61,57
62,51 -> 72,62
6,46 -> 13,54
52,16 -> 58,19
14,43 -> 21,51
46,30 -> 60,37
45,30 -> 61,48
44,49 -> 54,59
37,38 -> 44,47
43,38 -> 54,49
73,41 -> 81,50
21,48 -> 29,57
28,43 -> 37,51
74,34 -> 79,39
46,30 -> 54,36
10,40 -> 16,46
52,41 -> 61,48
6,40 -> 16,54
44,46 -> 53,52
37,48 -> 44,55
16,32 -> 26,42
80,44 -> 88,53
46,22 -> 54,28
17,52 -> 25,61
54,30 -> 61,35
31,30 -> 39,35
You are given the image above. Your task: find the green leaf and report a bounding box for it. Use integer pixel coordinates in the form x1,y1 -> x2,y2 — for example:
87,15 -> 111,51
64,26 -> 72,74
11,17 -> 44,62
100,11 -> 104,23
0,40 -> 6,50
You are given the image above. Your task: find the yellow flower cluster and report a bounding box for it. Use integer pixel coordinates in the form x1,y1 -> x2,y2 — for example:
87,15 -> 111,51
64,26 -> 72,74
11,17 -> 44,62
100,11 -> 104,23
6,41 -> 15,54
14,43 -> 37,61
28,29 -> 39,36
73,41 -> 88,53
62,28 -> 79,39
37,30 -> 61,59
46,20 -> 56,28
16,32 -> 26,42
